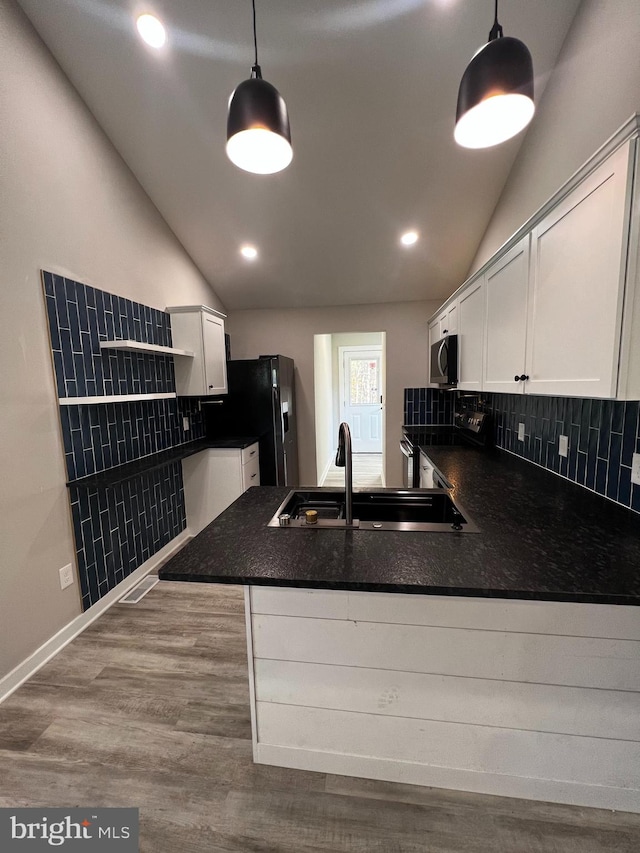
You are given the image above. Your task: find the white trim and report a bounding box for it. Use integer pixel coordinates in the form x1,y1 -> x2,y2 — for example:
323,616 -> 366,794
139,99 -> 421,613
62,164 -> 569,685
244,586 -> 260,762
0,530 -> 191,705
318,453 -> 334,487
166,304 -> 227,319
99,340 -> 194,357
254,743 -> 640,814
58,392 -> 176,405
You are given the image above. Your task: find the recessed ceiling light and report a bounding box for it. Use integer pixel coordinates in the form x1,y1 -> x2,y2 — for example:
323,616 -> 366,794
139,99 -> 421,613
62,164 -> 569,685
401,231 -> 419,246
136,13 -> 167,49
240,245 -> 258,260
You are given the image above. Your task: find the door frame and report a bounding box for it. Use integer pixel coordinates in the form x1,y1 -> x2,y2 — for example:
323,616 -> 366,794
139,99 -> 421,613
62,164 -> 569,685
338,345 -> 384,453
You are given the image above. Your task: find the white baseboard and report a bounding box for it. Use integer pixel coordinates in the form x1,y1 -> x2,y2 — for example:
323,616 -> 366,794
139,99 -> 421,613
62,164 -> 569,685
0,530 -> 190,705
317,454 -> 334,486
255,743 -> 640,814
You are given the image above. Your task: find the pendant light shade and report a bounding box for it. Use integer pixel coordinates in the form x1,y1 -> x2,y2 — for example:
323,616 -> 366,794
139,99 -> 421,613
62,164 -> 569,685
226,2 -> 292,174
455,2 -> 534,149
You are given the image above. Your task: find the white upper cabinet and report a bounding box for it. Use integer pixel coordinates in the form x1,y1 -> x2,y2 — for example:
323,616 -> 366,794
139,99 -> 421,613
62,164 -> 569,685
429,304 -> 457,352
429,119 -> 640,401
483,237 -> 530,394
457,277 -> 484,392
166,305 -> 228,396
526,143 -> 630,398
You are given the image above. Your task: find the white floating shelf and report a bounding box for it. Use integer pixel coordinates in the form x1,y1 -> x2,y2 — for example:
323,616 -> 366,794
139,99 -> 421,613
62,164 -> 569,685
59,393 -> 177,406
99,340 -> 194,357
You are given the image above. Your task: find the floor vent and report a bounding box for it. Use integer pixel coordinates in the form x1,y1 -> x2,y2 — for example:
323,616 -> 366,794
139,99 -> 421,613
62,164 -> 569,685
119,575 -> 159,604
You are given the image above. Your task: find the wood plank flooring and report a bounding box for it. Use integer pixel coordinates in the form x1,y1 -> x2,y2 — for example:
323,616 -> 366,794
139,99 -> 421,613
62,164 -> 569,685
321,453 -> 383,487
1,581 -> 639,851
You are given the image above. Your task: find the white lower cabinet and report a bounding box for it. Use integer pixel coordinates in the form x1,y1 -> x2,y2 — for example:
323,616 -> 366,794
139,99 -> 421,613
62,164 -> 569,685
182,443 -> 260,536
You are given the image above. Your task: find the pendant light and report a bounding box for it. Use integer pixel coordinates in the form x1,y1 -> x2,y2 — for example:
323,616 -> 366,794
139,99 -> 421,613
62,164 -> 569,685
226,0 -> 292,174
454,0 -> 534,149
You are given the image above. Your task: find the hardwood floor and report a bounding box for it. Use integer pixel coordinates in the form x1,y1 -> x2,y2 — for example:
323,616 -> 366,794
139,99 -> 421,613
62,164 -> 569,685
321,453 -> 383,487
1,581 -> 639,851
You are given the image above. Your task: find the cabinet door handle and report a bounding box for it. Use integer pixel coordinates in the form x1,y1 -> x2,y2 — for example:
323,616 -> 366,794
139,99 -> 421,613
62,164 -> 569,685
250,450 -> 256,456
251,473 -> 257,479
442,329 -> 448,335
514,375 -> 520,382
514,374 -> 529,382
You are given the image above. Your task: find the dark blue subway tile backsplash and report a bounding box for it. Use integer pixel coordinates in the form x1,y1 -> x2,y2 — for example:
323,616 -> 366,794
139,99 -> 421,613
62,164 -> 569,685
43,271 -> 200,610
404,388 -> 639,513
487,392 -> 640,514
404,388 -> 455,425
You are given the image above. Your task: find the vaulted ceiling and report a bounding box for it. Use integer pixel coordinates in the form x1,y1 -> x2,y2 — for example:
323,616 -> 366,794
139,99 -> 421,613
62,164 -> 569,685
17,0 -> 581,309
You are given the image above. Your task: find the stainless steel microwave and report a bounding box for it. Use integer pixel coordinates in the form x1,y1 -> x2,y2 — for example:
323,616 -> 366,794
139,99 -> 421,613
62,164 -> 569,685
429,335 -> 458,386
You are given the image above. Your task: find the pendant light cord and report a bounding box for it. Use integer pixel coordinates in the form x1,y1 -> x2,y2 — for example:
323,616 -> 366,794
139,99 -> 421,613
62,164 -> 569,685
251,0 -> 262,78
489,0 -> 503,41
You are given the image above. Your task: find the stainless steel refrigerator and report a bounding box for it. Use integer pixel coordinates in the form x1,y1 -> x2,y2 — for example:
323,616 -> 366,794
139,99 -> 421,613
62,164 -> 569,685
206,356 -> 299,486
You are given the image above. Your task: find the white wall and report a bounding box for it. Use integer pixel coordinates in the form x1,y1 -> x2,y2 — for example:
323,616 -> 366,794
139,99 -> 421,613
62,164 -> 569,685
226,301 -> 441,486
0,0 -> 224,680
470,0 -> 640,272
313,335 -> 334,485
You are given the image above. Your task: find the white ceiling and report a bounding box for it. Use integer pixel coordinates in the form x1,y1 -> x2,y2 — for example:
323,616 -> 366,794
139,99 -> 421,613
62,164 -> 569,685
17,0 -> 581,310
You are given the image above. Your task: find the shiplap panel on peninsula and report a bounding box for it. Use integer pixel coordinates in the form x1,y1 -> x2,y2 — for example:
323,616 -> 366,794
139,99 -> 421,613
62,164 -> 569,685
246,587 -> 640,812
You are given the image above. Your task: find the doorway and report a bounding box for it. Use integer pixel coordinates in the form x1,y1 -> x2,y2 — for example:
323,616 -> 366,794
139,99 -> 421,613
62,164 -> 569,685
339,346 -> 383,453
314,332 -> 385,487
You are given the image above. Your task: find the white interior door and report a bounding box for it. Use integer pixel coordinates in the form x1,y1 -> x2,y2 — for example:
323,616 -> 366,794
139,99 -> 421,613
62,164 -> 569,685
339,347 -> 382,453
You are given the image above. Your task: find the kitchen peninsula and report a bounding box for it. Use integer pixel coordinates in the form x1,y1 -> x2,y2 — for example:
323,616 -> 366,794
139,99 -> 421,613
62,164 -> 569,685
159,445 -> 640,814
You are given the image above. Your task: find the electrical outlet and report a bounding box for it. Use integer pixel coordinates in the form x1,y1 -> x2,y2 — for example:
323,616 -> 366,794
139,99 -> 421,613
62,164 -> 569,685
632,453 -> 640,486
558,435 -> 569,458
59,564 -> 74,590
182,416 -> 190,432
517,423 -> 525,442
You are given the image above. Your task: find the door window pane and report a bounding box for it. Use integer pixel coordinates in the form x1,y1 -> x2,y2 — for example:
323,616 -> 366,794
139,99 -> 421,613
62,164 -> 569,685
349,358 -> 379,406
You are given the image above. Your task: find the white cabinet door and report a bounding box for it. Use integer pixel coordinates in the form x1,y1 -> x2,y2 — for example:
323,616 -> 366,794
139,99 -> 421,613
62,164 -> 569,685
484,238 -> 530,394
526,144 -> 630,398
167,306 -> 228,396
202,312 -> 228,395
182,444 -> 259,536
457,278 -> 484,392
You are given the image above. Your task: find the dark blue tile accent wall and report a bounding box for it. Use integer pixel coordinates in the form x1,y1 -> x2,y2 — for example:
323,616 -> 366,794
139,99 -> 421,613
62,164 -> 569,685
404,388 -> 455,425
42,271 -> 203,610
69,463 -> 185,611
487,393 -> 640,513
58,398 -> 205,482
43,271 -> 174,398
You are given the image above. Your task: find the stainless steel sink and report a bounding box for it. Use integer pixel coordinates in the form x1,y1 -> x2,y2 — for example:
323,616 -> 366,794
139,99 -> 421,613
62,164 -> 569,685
267,487 -> 480,533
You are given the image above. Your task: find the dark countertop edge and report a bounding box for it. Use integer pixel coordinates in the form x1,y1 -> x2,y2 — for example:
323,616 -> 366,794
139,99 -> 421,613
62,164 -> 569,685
157,571 -> 640,606
66,436 -> 259,489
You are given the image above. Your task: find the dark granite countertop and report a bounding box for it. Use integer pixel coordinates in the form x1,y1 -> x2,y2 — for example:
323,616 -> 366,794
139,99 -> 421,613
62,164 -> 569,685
159,443 -> 640,604
67,436 -> 259,489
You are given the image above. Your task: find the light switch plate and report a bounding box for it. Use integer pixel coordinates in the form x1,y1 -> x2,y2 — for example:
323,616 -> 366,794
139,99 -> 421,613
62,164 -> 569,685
183,416 -> 190,431
559,435 -> 569,458
517,423 -> 525,442
632,453 -> 640,486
